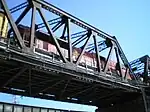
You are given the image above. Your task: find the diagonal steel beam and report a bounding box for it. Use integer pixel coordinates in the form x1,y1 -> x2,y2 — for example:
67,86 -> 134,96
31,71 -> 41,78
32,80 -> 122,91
104,45 -> 114,74
75,31 -> 92,65
0,67 -> 22,74
1,67 -> 27,88
59,80 -> 70,98
94,91 -> 118,102
34,80 -> 64,96
93,34 -> 101,72
70,85 -> 95,98
72,34 -> 87,47
37,7 -> 67,63
0,0 -> 26,48
10,2 -> 28,13
37,17 -> 61,29
8,6 -> 31,37
15,6 -> 31,25
115,46 -> 123,79
52,21 -> 64,32
113,37 -> 132,73
25,79 -> 58,88
61,23 -> 67,39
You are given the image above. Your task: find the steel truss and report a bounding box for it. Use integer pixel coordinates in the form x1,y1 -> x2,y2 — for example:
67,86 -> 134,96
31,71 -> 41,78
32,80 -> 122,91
130,55 -> 150,83
130,55 -> 150,112
0,0 -> 141,107
0,0 -> 133,80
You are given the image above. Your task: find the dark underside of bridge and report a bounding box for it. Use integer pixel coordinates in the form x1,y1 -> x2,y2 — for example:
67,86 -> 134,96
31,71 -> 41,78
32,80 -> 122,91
0,45 -> 141,109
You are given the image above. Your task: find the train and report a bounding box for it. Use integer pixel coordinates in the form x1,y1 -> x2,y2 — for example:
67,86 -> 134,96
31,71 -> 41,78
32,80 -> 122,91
0,24 -> 132,80
17,25 -> 132,80
0,9 -> 8,38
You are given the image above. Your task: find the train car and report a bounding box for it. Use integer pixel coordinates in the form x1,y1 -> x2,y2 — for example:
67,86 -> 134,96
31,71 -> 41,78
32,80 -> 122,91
18,25 -> 132,80
0,9 -> 8,39
0,24 -> 132,80
17,25 -> 110,71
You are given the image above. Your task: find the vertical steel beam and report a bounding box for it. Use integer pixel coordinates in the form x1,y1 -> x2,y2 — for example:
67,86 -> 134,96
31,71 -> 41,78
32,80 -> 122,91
29,5 -> 36,48
67,19 -> 72,62
29,68 -> 32,95
0,0 -> 25,48
75,31 -> 92,65
144,57 -> 149,82
124,68 -> 129,80
141,88 -> 148,112
104,45 -> 114,74
37,7 -> 67,63
93,34 -> 101,72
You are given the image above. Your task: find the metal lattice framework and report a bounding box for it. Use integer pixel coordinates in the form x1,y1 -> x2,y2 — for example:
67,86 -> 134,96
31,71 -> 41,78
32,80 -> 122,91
0,0 -> 141,108
130,55 -> 150,83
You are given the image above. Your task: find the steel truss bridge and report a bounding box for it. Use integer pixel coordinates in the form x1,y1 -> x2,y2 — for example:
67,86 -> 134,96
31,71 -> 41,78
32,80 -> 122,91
130,55 -> 150,83
0,0 -> 149,111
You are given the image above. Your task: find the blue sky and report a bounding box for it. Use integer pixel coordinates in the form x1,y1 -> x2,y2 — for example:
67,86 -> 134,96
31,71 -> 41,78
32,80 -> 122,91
46,0 -> 150,61
0,0 -> 150,112
6,0 -> 150,61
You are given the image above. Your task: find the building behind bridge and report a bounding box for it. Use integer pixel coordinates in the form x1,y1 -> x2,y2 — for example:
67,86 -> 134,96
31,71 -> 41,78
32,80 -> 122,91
0,102 -> 85,112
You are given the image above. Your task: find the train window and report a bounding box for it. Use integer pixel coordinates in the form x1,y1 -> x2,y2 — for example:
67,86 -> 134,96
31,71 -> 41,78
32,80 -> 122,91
43,41 -> 48,51
4,104 -> 12,112
24,107 -> 31,112
48,109 -> 55,112
0,104 -> 3,112
33,108 -> 40,112
41,109 -> 47,112
14,106 -> 23,112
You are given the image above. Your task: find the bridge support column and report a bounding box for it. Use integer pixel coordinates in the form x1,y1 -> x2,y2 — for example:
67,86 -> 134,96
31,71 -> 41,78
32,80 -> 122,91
95,95 -> 145,112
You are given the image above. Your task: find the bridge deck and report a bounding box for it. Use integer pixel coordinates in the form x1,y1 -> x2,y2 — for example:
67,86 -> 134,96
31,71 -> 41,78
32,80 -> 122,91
0,41 -> 140,107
